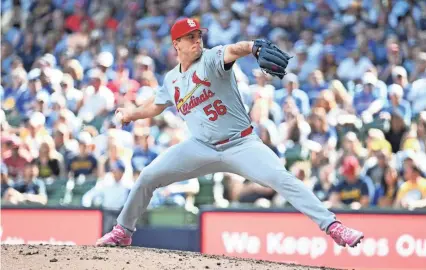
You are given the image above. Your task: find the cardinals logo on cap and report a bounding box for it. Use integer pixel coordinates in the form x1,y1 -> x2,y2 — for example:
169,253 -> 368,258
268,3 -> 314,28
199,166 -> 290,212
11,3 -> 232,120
174,87 -> 181,104
187,19 -> 196,27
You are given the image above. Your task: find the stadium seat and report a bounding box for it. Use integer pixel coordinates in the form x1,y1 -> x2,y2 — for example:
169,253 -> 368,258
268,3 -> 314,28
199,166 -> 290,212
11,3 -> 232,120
45,178 -> 68,206
194,174 -> 215,206
65,177 -> 97,206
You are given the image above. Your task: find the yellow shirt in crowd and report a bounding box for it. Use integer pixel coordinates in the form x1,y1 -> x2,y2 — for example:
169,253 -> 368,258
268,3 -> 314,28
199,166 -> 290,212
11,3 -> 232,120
396,178 -> 426,202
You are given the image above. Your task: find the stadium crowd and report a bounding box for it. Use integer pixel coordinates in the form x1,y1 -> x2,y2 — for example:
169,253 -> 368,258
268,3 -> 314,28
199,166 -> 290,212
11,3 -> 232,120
1,0 -> 426,213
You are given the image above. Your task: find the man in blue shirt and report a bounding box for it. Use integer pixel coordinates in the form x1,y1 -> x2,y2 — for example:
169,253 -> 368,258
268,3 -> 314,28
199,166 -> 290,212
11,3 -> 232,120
2,67 -> 28,114
353,72 -> 381,116
304,69 -> 329,106
131,127 -> 158,178
275,73 -> 310,116
6,162 -> 47,205
329,156 -> 371,209
16,69 -> 49,117
67,132 -> 98,179
381,84 -> 411,127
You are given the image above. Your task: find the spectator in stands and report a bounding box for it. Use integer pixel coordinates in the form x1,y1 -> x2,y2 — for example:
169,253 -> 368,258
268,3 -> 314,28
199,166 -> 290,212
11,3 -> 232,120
2,134 -> 12,160
53,124 -> 76,165
63,59 -> 84,89
407,75 -> 426,119
21,112 -> 49,158
373,165 -> 401,207
336,132 -> 368,168
34,91 -> 50,119
416,112 -> 426,152
3,162 -> 47,205
281,114 -> 311,170
380,84 -> 412,127
133,55 -> 158,88
250,98 -> 275,136
149,177 -> 200,209
329,80 -> 353,113
207,11 -> 239,48
385,111 -> 409,153
59,73 -> 83,114
319,45 -> 338,81
249,69 -> 275,107
337,49 -> 373,82
364,143 -> 392,187
275,73 -> 310,116
38,63 -> 58,95
286,44 -> 316,83
1,41 -> 14,80
391,66 -> 410,95
65,1 -> 94,33
307,107 -> 337,150
314,90 -> 344,127
98,138 -> 124,179
15,68 -> 44,117
17,31 -> 41,72
329,156 -> 371,209
380,43 -> 403,85
67,132 -> 98,180
305,70 -> 328,106
307,141 -> 328,182
3,135 -> 32,179
2,67 -> 27,116
353,72 -> 382,116
82,160 -> 130,211
290,161 -> 314,189
1,164 -> 13,199
96,51 -> 116,82
364,129 -> 390,156
409,52 -> 426,83
313,164 -> 335,203
49,93 -> 82,133
363,68 -> 388,99
395,160 -> 426,210
77,69 -> 115,126
33,137 -> 64,181
278,98 -> 311,145
131,127 -> 159,180
107,61 -> 140,106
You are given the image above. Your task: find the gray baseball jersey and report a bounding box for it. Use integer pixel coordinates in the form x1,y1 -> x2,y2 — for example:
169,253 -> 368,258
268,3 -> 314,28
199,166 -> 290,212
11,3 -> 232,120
115,45 -> 337,236
154,45 -> 251,144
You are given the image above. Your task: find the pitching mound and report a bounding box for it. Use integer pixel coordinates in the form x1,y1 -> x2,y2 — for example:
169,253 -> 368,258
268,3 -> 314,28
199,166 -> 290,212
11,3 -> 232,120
1,245 -> 341,270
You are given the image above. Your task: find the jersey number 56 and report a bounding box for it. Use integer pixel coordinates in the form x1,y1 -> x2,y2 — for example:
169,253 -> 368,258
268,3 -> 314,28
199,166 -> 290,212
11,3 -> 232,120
203,100 -> 227,121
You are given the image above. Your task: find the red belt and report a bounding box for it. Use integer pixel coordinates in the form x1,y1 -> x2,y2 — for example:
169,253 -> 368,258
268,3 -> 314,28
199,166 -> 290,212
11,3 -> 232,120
214,126 -> 253,146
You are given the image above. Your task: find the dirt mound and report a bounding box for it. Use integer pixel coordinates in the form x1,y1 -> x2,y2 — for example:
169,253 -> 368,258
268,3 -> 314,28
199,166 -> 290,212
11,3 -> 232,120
1,245 -> 342,270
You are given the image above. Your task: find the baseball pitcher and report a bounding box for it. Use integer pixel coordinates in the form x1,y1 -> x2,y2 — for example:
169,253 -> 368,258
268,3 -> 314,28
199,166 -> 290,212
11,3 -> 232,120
96,18 -> 364,248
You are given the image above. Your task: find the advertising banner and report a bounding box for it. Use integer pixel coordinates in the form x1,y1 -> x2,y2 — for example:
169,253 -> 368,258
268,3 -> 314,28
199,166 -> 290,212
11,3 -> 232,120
1,208 -> 103,245
200,211 -> 426,270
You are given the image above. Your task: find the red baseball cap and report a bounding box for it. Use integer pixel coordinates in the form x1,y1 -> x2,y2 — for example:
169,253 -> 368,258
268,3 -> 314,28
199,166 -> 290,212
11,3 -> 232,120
340,156 -> 360,176
170,18 -> 207,41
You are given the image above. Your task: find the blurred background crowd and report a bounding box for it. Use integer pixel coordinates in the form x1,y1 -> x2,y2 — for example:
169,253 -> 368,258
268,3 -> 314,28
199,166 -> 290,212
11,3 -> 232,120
2,0 -> 426,216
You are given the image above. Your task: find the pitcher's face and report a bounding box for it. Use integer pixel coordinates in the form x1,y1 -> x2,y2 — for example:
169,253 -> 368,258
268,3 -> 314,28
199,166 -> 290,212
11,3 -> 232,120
174,30 -> 203,61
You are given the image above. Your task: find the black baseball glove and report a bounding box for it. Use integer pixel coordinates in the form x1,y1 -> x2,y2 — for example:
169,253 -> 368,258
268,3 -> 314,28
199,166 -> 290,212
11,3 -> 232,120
252,39 -> 292,80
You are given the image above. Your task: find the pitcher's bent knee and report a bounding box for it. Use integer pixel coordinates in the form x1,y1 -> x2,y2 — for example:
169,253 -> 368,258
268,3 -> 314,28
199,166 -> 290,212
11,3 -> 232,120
134,166 -> 160,190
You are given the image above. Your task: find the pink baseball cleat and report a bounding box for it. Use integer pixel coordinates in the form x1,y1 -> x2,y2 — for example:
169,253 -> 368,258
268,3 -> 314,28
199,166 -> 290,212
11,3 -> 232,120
327,222 -> 364,247
96,225 -> 132,247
